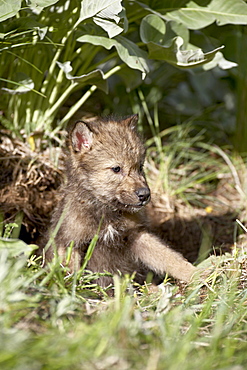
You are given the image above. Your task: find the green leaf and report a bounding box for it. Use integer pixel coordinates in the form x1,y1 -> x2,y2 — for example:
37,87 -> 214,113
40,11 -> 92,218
27,0 -> 60,9
203,51 -> 238,70
79,0 -> 122,22
167,21 -> 189,47
147,36 -> 224,68
56,61 -> 108,93
77,34 -> 149,78
165,0 -> 247,29
0,238 -> 37,257
116,36 -> 149,77
0,0 -> 60,22
140,14 -> 190,49
3,16 -> 48,39
78,0 -> 124,37
0,0 -> 21,22
93,17 -> 123,38
140,14 -> 166,44
1,73 -> 34,94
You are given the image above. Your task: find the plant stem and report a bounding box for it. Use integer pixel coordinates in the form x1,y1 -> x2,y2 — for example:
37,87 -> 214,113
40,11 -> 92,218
43,82 -> 77,125
52,65 -> 122,131
53,84 -> 97,131
11,211 -> 23,239
40,30 -> 74,96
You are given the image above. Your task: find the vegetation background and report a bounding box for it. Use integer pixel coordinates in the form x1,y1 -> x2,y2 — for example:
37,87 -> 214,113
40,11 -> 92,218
1,0 -> 247,369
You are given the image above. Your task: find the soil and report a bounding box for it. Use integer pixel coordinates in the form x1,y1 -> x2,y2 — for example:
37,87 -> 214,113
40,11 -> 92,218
0,131 -> 246,264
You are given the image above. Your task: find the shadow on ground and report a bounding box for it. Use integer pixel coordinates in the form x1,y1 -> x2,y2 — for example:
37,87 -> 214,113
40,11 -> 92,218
150,211 -> 238,264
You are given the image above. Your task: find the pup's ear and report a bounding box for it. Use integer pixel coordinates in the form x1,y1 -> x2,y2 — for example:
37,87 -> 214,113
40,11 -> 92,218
122,114 -> 138,130
70,121 -> 93,152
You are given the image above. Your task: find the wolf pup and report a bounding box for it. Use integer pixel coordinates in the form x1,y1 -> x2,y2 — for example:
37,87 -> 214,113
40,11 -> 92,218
47,115 -> 197,287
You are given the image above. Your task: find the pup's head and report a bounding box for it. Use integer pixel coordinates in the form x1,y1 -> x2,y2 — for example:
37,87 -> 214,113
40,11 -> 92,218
68,115 -> 150,213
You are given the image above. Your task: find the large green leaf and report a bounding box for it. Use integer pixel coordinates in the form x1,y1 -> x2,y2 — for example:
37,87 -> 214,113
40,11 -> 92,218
139,10 -> 236,70
137,0 -> 247,29
140,14 -> 189,47
27,0 -> 60,8
147,36 -> 224,68
79,0 -> 122,22
57,61 -> 108,93
93,17 -> 123,38
140,14 -> 166,44
78,0 -> 124,37
0,0 -> 60,22
77,34 -> 149,78
0,0 -> 21,22
165,0 -> 247,29
117,36 -> 149,76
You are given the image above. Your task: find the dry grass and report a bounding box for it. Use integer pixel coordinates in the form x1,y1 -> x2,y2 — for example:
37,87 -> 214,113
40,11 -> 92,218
0,131 -> 63,240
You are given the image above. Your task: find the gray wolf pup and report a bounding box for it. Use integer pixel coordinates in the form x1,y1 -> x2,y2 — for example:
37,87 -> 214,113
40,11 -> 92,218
46,115 -> 197,287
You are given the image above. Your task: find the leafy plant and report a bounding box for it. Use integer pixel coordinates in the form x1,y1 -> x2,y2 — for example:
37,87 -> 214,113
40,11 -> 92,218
0,0 -> 242,148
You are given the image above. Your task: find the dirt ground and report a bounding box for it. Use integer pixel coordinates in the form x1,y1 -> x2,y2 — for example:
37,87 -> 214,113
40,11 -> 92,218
0,132 -> 63,241
0,131 -> 246,264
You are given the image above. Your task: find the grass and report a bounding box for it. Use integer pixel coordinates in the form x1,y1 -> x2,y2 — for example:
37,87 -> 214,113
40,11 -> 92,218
1,242 -> 247,369
1,114 -> 247,369
1,1 -> 247,367
146,121 -> 238,203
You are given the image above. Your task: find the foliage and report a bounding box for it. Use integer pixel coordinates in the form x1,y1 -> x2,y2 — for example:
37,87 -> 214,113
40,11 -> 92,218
1,2 -> 247,366
0,0 -> 244,148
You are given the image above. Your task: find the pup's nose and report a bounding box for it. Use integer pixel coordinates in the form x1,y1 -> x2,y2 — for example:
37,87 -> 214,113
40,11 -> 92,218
135,187 -> 150,204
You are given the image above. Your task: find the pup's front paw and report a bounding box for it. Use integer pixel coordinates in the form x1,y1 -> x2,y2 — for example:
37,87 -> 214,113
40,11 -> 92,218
190,256 -> 220,285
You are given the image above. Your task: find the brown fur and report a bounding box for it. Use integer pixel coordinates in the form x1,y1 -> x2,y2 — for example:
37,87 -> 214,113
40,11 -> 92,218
46,115 -> 196,287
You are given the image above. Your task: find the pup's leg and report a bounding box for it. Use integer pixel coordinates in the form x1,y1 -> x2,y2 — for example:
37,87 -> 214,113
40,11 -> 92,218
131,232 -> 196,283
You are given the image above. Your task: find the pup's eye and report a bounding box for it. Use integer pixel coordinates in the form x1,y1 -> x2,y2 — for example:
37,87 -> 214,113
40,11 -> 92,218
140,164 -> 144,172
111,166 -> 121,173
